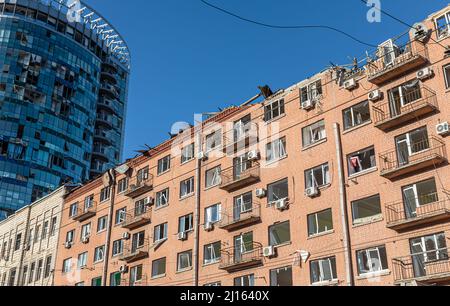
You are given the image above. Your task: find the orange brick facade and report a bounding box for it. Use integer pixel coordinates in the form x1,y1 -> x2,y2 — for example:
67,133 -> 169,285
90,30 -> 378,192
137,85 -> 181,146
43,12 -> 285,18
54,6 -> 450,287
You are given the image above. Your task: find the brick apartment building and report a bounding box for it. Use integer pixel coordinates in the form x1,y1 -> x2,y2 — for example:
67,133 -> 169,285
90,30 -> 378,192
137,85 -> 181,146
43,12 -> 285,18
53,5 -> 450,287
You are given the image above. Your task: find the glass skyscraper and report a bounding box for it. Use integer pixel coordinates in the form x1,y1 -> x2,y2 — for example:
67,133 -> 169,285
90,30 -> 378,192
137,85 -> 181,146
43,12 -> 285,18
0,0 -> 130,219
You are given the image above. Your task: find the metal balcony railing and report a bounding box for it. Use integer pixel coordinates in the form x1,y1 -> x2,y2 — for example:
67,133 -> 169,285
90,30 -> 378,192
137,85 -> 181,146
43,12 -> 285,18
119,239 -> 150,263
71,201 -> 97,222
219,162 -> 260,192
372,85 -> 437,130
393,248 -> 450,284
219,242 -> 263,272
123,174 -> 154,198
385,193 -> 450,230
218,202 -> 261,231
121,208 -> 152,230
379,137 -> 447,180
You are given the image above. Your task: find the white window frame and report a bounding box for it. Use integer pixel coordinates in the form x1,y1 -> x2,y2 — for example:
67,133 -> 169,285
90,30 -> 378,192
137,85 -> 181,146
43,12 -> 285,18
305,163 -> 330,189
204,242 -> 221,265
180,177 -> 195,199
205,204 -> 221,224
154,223 -> 168,243
181,144 -> 195,164
302,120 -> 326,147
77,252 -> 87,269
356,246 -> 388,275
266,137 -> 287,162
177,251 -> 192,272
156,188 -> 169,208
157,155 -> 171,175
311,257 -> 337,284
206,166 -> 221,188
94,246 -> 105,263
264,99 -> 285,122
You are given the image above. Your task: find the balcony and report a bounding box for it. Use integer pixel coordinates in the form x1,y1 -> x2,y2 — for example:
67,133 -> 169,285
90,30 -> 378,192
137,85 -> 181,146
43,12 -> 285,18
386,195 -> 450,231
102,60 -> 119,74
71,202 -> 97,222
366,40 -> 428,85
123,175 -> 154,198
218,203 -> 261,231
222,124 -> 258,155
97,98 -> 118,114
379,137 -> 447,180
372,86 -> 437,131
119,276 -> 148,287
219,242 -> 263,272
100,71 -> 117,85
119,241 -> 150,263
100,82 -> 118,99
121,209 -> 152,230
92,146 -> 110,161
94,130 -> 112,145
96,114 -> 114,129
393,248 -> 450,285
219,163 -> 260,192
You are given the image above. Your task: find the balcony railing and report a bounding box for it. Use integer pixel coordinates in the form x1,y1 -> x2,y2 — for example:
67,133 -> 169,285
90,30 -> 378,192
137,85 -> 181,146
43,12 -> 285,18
218,203 -> 261,231
222,124 -> 258,155
121,208 -> 152,230
393,248 -> 450,284
71,202 -> 97,222
219,162 -> 260,192
100,82 -> 118,98
366,40 -> 428,85
119,239 -> 150,263
120,276 -> 148,287
379,137 -> 447,180
123,175 -> 154,198
372,85 -> 438,131
219,242 -> 263,272
386,194 -> 450,231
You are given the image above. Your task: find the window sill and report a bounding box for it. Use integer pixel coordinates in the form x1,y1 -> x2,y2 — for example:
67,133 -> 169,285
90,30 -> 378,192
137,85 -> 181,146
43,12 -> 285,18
181,158 -> 195,166
265,155 -> 288,167
179,193 -> 195,201
348,167 -> 378,180
302,138 -> 328,151
204,184 -> 220,192
264,113 -> 286,125
203,260 -> 221,267
352,215 -> 384,228
342,120 -> 372,135
176,267 -> 193,274
308,230 -> 335,240
311,279 -> 339,286
151,273 -> 166,280
154,204 -> 169,211
273,241 -> 292,249
97,229 -> 107,235
318,183 -> 331,191
157,169 -> 171,177
356,270 -> 391,280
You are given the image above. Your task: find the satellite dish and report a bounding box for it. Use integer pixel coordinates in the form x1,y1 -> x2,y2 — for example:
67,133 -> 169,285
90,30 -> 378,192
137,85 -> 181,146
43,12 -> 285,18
410,23 -> 429,42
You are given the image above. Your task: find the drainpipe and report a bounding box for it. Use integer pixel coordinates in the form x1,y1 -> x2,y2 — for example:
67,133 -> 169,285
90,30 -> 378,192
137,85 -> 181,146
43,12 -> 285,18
102,169 -> 116,286
333,123 -> 354,286
193,127 -> 203,286
15,206 -> 32,286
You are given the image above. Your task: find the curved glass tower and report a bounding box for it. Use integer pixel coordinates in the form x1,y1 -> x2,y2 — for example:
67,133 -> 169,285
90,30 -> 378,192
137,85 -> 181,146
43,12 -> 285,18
0,0 -> 130,219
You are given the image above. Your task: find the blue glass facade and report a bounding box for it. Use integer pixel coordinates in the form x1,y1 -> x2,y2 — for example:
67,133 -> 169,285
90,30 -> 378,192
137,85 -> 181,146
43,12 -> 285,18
0,0 -> 130,219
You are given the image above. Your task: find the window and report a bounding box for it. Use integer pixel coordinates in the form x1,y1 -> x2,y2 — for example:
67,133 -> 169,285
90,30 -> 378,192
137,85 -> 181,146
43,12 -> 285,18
234,274 -> 254,286
62,258 -> 72,273
395,127 -> 429,167
388,80 -> 422,116
204,242 -> 221,265
410,232 -> 448,277
233,192 -> 253,220
8,268 -> 16,286
97,216 -> 107,232
81,223 -> 91,240
156,188 -> 169,208
117,178 -> 128,193
115,208 -> 126,225
177,250 -> 193,272
21,266 -> 28,286
35,259 -> 43,281
205,129 -> 222,152
402,178 -> 438,219
34,225 -> 40,243
352,195 -> 382,224
131,232 -> 146,253
300,80 -> 322,104
110,272 -> 121,287
269,221 -> 291,246
66,230 -> 75,244
69,203 -> 78,217
134,198 -> 149,216
302,120 -> 326,147
77,252 -> 88,269
204,282 -> 221,286
205,204 -> 221,224
347,146 -> 376,176
205,166 -> 221,188
181,144 -> 195,164
443,64 -> 450,89
41,221 -> 49,239
94,245 -> 105,263
436,12 -> 450,39
14,233 -> 22,251
44,256 -> 52,278
84,194 -> 94,211
157,155 -> 171,174
154,223 -> 168,243
233,115 -> 252,142
308,209 -> 333,237
267,178 -> 289,204
100,187 -> 111,202
137,167 -> 150,183
91,277 -> 102,286
264,99 -> 285,122
270,266 -> 293,286
266,137 -> 287,162
234,232 -> 254,260
305,163 -> 330,189
310,257 -> 337,284
179,214 -> 193,234
343,101 -> 370,130
152,257 -> 166,278
112,239 -> 123,256
50,217 -> 57,236
356,246 -> 388,275
180,177 -> 194,198
129,265 -> 143,286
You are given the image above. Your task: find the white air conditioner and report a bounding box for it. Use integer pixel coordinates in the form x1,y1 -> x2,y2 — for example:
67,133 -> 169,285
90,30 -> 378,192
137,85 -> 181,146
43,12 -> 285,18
301,100 -> 314,110
247,150 -> 260,161
119,265 -> 128,273
305,186 -> 319,198
343,78 -> 357,90
81,236 -> 90,244
122,232 -> 131,240
178,232 -> 187,241
436,122 -> 449,136
255,188 -> 266,198
263,246 -> 275,258
368,90 -> 382,102
64,241 -> 72,249
417,67 -> 433,80
204,222 -> 214,232
198,151 -> 208,161
275,198 -> 288,211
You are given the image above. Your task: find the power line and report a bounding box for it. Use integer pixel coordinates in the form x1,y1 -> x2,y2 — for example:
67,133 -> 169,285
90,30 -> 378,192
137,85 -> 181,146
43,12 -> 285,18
199,0 -> 378,48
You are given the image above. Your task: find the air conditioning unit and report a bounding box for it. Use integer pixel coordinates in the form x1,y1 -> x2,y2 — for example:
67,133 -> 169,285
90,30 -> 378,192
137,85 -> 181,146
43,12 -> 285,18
144,196 -> 154,206
368,90 -> 382,102
301,100 -> 314,110
417,67 -> 433,80
81,236 -> 90,244
343,78 -> 357,90
198,151 -> 208,161
122,232 -> 131,240
305,186 -> 319,198
204,222 -> 214,232
247,150 -> 260,161
275,198 -> 288,211
255,188 -> 266,198
436,122 -> 449,136
64,241 -> 72,249
178,232 -> 187,241
263,246 -> 275,258
119,265 -> 128,273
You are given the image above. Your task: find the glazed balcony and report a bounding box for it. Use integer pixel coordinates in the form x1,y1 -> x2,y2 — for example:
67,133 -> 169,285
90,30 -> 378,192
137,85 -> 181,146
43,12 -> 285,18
366,40 -> 428,85
379,137 -> 447,180
121,209 -> 152,230
372,86 -> 437,131
119,240 -> 150,263
219,163 -> 260,192
123,175 -> 154,198
71,202 -> 97,222
219,242 -> 263,272
222,123 -> 258,155
393,248 -> 450,285
386,194 -> 450,231
218,203 -> 261,231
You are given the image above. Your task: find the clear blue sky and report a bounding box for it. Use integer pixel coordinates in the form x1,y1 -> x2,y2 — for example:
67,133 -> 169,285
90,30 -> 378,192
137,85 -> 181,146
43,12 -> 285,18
84,0 -> 449,160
